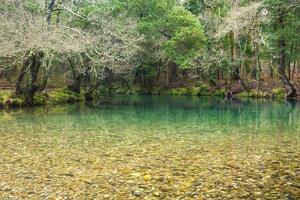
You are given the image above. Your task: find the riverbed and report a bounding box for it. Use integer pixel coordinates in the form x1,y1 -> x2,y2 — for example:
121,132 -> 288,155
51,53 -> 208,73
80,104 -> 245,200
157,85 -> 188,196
0,96 -> 299,199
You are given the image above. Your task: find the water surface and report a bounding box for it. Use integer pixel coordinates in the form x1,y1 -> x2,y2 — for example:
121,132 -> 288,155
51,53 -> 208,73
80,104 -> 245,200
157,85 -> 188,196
0,96 -> 299,199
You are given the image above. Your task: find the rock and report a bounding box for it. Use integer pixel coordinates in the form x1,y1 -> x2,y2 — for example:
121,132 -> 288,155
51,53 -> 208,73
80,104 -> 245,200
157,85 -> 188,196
156,177 -> 164,182
83,179 -> 96,185
130,172 -> 141,177
59,173 -> 75,177
103,194 -> 110,199
186,192 -> 197,197
2,186 -> 11,192
127,180 -> 135,184
24,176 -> 34,180
257,182 -> 264,189
153,191 -> 160,197
270,171 -> 279,179
283,170 -> 295,178
133,190 -> 142,197
254,191 -> 262,196
143,175 -> 151,182
3,98 -> 13,107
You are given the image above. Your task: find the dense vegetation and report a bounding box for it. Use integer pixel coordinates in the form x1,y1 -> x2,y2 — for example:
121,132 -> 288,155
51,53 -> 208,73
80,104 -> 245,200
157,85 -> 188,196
0,0 -> 300,106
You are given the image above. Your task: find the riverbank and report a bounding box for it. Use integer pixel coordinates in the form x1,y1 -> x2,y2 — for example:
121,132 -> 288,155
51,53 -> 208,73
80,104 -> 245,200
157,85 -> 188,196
100,86 -> 287,99
0,89 -> 82,108
0,84 -> 298,109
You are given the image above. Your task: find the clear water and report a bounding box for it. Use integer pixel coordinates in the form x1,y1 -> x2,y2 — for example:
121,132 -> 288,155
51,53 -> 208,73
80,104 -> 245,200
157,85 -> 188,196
0,96 -> 299,199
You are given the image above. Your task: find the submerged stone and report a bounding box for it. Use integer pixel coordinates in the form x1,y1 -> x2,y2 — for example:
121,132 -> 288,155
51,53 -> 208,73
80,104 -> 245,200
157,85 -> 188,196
133,190 -> 142,197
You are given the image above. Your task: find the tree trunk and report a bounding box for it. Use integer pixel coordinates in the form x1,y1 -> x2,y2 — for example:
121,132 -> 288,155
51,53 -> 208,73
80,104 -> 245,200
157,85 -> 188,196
15,60 -> 29,95
46,0 -> 56,24
288,42 -> 294,80
278,12 -> 297,99
167,61 -> 178,87
291,60 -> 296,79
15,51 -> 44,105
25,52 -> 44,105
298,60 -> 300,79
230,31 -> 239,80
84,81 -> 101,101
67,58 -> 81,94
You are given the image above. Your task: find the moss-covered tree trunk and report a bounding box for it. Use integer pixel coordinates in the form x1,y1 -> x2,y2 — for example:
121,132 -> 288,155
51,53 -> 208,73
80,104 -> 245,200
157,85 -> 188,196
14,51 -> 44,105
25,52 -> 44,105
67,58 -> 81,94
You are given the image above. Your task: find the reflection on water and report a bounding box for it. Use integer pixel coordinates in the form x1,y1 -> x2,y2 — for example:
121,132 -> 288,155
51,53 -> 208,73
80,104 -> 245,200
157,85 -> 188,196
1,96 -> 299,137
0,96 -> 299,199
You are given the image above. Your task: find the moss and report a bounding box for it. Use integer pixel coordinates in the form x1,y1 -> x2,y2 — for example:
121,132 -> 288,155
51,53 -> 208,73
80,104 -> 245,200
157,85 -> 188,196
236,91 -> 249,97
150,88 -> 161,95
0,92 -> 25,107
0,92 -> 6,107
100,86 -> 143,95
197,84 -> 210,96
10,97 -> 26,107
249,90 -> 270,98
2,94 -> 25,107
272,87 -> 285,98
189,87 -> 200,96
168,88 -> 188,96
156,85 -> 210,96
98,88 -> 111,95
33,94 -> 47,105
0,91 -> 10,102
236,90 -> 271,98
48,88 -> 80,105
213,88 -> 226,97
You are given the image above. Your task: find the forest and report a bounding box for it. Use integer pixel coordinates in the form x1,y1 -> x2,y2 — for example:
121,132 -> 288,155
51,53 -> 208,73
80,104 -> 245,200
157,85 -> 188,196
1,1 -> 300,199
0,0 -> 299,107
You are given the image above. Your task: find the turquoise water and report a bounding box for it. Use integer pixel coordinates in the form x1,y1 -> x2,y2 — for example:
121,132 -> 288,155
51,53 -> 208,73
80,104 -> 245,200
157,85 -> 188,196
0,96 -> 299,199
1,96 -> 299,136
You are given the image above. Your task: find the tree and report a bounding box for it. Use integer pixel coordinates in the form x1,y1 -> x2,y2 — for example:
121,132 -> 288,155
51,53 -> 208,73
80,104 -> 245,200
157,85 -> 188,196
0,0 -> 141,103
262,0 -> 299,99
0,0 -> 93,105
112,0 -> 206,88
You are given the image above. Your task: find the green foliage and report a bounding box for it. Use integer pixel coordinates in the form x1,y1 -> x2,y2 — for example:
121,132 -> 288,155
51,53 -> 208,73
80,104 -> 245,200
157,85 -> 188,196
0,91 -> 9,103
214,88 -> 226,97
24,0 -> 43,13
10,97 -> 26,107
184,0 -> 231,16
236,90 -> 271,98
33,94 -> 47,105
165,84 -> 210,96
113,1 -> 205,69
162,7 -> 206,68
0,92 -> 25,107
272,87 -> 285,98
262,0 -> 300,64
48,89 -> 81,105
183,0 -> 204,15
1,0 -> 299,101
168,88 -> 189,96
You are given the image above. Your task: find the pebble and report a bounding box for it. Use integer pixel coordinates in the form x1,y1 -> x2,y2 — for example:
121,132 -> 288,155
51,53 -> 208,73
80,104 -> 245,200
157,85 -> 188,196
283,170 -> 295,177
133,190 -> 142,197
257,182 -> 264,189
143,175 -> 151,182
153,191 -> 160,197
187,192 -> 197,197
